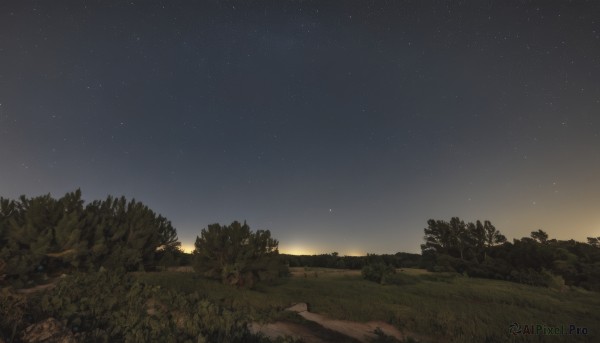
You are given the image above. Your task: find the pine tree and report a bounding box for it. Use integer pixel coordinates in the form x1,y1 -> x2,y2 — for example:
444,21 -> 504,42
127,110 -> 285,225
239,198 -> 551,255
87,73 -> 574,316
0,197 -> 17,278
192,221 -> 283,287
50,189 -> 86,269
0,190 -> 182,281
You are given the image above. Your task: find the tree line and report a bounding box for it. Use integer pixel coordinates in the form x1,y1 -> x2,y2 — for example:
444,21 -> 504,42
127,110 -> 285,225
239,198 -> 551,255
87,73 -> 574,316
421,217 -> 600,291
281,252 -> 421,270
3,190 -> 599,292
0,190 -> 288,289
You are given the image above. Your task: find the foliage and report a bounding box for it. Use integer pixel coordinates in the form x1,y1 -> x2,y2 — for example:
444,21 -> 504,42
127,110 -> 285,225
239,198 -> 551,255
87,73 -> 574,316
421,217 -> 506,262
421,217 -> 600,291
138,267 -> 600,343
193,221 -> 287,287
12,270 -> 265,342
281,252 -> 421,270
0,288 -> 31,342
0,190 -> 180,286
362,261 -> 396,284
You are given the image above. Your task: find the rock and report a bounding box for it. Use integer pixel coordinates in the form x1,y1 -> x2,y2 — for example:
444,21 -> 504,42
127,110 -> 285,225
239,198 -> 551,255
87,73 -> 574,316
21,318 -> 77,343
285,302 -> 308,313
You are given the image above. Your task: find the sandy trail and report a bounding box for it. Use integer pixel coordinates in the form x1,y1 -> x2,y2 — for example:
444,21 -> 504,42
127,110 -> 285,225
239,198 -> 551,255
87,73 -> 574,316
250,321 -> 330,343
251,303 -> 405,343
298,311 -> 403,342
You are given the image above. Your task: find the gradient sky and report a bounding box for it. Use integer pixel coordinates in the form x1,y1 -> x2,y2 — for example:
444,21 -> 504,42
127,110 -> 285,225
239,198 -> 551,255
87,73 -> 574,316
1,1 -> 599,255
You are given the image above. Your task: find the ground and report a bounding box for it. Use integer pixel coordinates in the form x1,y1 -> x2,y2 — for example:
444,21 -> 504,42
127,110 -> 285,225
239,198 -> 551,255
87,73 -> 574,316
136,267 -> 600,342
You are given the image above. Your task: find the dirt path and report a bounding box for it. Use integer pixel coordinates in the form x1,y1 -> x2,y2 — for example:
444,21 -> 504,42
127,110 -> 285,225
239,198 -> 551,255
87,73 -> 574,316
249,322 -> 330,343
16,276 -> 64,294
298,311 -> 403,342
251,303 -> 405,343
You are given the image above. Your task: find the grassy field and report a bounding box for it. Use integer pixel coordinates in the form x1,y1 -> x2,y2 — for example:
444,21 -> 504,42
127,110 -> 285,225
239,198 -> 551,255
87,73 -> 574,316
135,267 -> 600,342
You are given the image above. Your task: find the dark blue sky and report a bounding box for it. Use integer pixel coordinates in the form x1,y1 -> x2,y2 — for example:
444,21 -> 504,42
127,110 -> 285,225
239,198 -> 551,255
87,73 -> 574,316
1,1 -> 599,254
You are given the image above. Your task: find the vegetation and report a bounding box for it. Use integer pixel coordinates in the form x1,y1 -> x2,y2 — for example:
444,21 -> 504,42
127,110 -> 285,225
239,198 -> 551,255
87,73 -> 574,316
0,190 -> 290,341
421,217 -> 600,291
0,190 -> 180,287
4,266 -> 599,342
362,262 -> 396,284
2,191 -> 600,342
361,254 -> 399,285
136,268 -> 600,342
282,252 -> 421,270
0,270 -> 272,342
192,221 -> 288,288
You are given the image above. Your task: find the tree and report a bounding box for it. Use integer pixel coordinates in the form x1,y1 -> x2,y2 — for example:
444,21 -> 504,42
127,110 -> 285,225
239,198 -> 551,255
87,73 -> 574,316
468,220 -> 486,262
0,190 -> 181,284
422,217 -> 476,260
0,197 -> 17,278
420,218 -> 600,290
87,196 -> 180,271
192,221 -> 285,287
450,217 -> 468,260
531,229 -> 549,244
3,194 -> 59,279
483,220 -> 506,247
588,237 -> 600,248
48,189 -> 86,269
422,219 -> 453,255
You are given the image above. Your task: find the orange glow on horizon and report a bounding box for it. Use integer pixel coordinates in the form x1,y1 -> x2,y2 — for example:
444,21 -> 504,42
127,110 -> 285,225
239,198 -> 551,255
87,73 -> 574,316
179,242 -> 366,256
279,246 -> 318,256
279,244 -> 365,256
180,243 -> 195,253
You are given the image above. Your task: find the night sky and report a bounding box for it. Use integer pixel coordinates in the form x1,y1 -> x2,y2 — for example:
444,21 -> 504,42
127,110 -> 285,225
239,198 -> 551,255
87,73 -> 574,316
1,1 -> 599,255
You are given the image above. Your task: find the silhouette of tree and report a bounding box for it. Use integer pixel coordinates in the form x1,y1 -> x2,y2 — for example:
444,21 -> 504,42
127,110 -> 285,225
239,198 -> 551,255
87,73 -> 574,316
531,229 -> 549,244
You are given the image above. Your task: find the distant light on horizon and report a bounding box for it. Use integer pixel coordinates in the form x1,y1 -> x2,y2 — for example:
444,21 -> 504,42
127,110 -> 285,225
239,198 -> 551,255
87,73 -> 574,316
180,244 -> 195,254
279,244 -> 366,256
180,239 -> 369,256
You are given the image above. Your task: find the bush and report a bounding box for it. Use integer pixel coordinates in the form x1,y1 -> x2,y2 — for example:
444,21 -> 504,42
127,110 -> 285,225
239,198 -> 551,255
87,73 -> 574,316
362,263 -> 395,284
34,270 -> 256,342
0,288 -> 31,341
193,221 -> 287,288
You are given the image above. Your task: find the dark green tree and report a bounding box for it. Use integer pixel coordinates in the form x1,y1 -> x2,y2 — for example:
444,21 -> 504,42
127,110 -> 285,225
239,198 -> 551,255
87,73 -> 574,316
531,229 -> 549,244
450,217 -> 468,260
48,189 -> 86,269
87,196 -> 180,271
0,190 -> 181,284
0,197 -> 18,278
422,217 -> 477,260
3,194 -> 59,279
192,221 -> 285,287
421,219 -> 453,255
483,220 -> 506,247
467,220 -> 487,261
588,237 -> 600,248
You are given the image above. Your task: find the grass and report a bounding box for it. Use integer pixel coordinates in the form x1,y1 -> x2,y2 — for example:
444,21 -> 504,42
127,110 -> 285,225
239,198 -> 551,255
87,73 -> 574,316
135,268 -> 600,342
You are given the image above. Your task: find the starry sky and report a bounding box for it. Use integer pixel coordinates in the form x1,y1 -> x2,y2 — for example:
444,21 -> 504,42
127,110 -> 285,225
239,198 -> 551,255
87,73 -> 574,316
1,1 -> 599,255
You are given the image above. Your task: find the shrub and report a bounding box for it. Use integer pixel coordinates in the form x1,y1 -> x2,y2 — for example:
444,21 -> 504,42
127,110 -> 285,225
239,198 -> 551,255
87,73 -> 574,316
362,263 -> 395,284
0,288 -> 31,341
36,270 -> 256,342
192,221 -> 288,287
